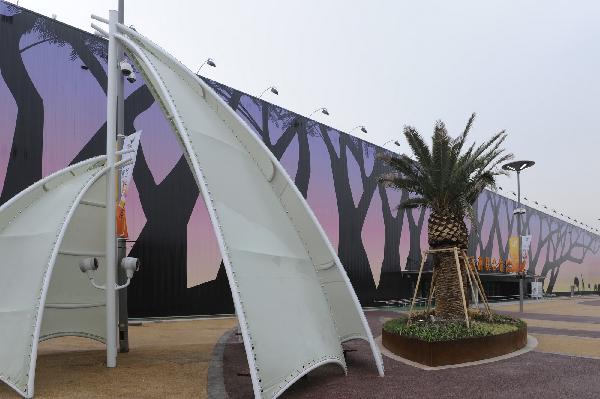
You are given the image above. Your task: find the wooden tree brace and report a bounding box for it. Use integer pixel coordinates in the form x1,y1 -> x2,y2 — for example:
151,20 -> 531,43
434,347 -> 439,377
461,250 -> 492,317
407,251 -> 427,325
453,248 -> 470,328
408,247 -> 472,328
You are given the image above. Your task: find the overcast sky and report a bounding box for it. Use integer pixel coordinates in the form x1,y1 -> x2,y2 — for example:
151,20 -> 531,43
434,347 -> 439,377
12,0 -> 600,229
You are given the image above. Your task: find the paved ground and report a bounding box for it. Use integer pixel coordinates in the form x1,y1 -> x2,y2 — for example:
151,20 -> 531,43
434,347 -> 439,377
221,296 -> 600,398
0,317 -> 237,398
492,296 -> 600,359
1,296 -> 599,398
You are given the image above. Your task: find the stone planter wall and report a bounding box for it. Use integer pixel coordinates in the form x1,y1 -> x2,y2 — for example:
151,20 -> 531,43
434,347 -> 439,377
382,325 -> 527,366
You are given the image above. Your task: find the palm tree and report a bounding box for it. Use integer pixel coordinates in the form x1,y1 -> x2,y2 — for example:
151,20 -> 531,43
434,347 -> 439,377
379,113 -> 513,321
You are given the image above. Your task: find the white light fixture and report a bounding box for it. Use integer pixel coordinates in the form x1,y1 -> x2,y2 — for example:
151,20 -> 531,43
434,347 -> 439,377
350,125 -> 368,134
309,107 -> 329,118
196,57 -> 216,74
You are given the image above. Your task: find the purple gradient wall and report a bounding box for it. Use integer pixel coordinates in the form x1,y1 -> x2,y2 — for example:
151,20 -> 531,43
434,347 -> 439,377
1,3 -> 599,317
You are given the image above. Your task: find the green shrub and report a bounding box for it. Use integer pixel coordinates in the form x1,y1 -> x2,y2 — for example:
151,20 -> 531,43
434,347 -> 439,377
383,311 -> 525,342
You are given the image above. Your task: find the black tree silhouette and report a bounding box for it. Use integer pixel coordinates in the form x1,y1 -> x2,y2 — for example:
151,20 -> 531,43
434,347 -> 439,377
320,126 -> 382,304
0,4 -> 108,203
468,189 -> 600,293
0,6 -> 44,203
204,80 -> 313,198
375,177 -> 409,298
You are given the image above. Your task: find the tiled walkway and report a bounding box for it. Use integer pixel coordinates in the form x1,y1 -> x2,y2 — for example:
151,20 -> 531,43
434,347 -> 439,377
1,297 -> 599,398
219,296 -> 600,398
0,317 -> 238,399
493,296 -> 600,359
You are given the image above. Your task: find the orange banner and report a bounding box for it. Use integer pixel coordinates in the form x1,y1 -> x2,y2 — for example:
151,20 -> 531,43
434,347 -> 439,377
509,236 -> 519,268
116,200 -> 128,238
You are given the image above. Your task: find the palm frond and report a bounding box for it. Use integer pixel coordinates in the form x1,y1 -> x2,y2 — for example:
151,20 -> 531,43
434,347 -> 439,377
379,113 -> 512,216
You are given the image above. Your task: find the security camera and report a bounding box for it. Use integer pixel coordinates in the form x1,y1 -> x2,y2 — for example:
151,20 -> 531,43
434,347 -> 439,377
119,60 -> 133,77
120,257 -> 140,279
79,257 -> 99,273
126,71 -> 137,83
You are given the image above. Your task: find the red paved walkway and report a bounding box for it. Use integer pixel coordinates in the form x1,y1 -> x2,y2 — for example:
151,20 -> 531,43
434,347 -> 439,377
218,311 -> 600,398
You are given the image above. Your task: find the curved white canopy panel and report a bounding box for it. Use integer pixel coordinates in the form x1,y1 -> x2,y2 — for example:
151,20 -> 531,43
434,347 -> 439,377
114,25 -> 383,398
0,156 -> 108,398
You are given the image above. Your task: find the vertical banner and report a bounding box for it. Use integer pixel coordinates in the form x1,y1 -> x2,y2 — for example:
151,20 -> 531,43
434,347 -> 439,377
508,236 -> 519,272
521,235 -> 532,271
117,131 -> 142,237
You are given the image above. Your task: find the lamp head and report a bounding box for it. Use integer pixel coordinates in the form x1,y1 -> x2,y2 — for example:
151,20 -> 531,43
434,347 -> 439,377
502,160 -> 535,172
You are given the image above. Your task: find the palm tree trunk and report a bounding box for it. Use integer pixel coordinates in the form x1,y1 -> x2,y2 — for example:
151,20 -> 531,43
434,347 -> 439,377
428,210 -> 470,321
433,252 -> 465,320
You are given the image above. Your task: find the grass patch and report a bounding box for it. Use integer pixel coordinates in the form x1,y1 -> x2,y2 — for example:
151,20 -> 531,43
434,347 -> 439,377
383,311 -> 526,342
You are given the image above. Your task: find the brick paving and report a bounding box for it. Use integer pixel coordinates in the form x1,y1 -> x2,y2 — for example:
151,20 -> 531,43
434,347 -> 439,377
219,301 -> 600,398
496,310 -> 600,324
579,299 -> 600,307
528,326 -> 600,339
1,298 -> 598,398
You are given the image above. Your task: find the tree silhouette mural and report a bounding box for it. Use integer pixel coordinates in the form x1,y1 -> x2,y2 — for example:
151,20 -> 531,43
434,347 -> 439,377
320,127 -> 383,303
405,206 -> 427,271
375,181 -> 408,298
204,79 -> 313,198
2,3 -> 600,317
0,4 -> 233,315
468,189 -> 600,293
66,58 -> 233,316
0,6 -> 45,203
0,4 -> 108,203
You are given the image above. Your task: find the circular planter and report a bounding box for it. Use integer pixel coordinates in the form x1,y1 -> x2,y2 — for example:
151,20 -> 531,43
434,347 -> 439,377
382,324 -> 527,367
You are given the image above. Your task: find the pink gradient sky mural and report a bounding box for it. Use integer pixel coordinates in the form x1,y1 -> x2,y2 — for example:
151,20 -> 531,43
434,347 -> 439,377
18,32 -> 106,178
1,2 -> 598,299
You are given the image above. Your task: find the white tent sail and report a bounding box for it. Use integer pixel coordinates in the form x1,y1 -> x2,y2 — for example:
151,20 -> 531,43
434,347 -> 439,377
0,16 -> 384,399
113,24 -> 384,398
0,156 -> 108,398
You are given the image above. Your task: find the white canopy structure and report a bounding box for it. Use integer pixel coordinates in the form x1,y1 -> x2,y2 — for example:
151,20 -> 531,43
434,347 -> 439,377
112,22 -> 384,398
0,156 -> 109,398
0,9 -> 383,399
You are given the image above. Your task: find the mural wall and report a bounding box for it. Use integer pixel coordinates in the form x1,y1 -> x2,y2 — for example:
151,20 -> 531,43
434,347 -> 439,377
1,2 -> 598,316
470,190 -> 600,293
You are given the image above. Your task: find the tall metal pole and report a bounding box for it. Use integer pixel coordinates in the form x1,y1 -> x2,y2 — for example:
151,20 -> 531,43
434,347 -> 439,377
117,1 -> 124,150
517,171 -> 524,313
105,9 -> 119,368
116,0 -> 129,355
503,160 -> 534,313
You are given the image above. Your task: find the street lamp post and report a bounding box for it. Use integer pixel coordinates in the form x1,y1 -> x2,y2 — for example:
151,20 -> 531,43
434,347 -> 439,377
382,139 -> 401,148
350,125 -> 368,134
309,107 -> 329,118
258,86 -> 279,99
196,57 -> 216,74
502,160 -> 535,313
